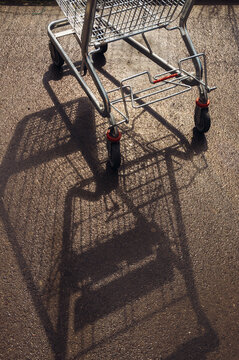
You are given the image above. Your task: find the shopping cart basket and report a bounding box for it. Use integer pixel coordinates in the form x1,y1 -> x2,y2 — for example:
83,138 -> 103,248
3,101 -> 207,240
48,0 -> 216,170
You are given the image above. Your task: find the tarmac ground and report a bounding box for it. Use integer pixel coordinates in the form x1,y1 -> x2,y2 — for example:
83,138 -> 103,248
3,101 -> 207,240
0,2 -> 238,360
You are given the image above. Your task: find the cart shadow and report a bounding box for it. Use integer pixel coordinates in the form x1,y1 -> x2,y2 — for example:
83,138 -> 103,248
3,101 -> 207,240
197,0 -> 239,5
0,0 -> 56,5
0,64 -> 218,360
58,171 -> 219,360
43,65 -> 218,360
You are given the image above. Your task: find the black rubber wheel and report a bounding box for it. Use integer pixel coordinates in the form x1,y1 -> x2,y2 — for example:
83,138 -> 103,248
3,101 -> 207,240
92,44 -> 108,67
95,43 -> 108,55
99,43 -> 108,54
49,42 -> 64,67
194,106 -> 211,133
107,140 -> 121,171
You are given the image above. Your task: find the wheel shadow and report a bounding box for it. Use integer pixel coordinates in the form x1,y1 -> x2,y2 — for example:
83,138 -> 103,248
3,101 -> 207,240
0,61 -> 218,360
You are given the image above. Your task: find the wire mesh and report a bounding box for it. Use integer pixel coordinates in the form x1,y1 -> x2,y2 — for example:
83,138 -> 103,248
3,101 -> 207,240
56,0 -> 186,45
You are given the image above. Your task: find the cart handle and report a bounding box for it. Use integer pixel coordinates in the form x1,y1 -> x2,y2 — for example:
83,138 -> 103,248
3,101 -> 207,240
153,73 -> 178,84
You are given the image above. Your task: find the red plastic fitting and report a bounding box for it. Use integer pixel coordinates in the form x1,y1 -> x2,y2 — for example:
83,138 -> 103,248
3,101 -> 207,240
106,129 -> 122,142
153,73 -> 178,84
196,98 -> 210,108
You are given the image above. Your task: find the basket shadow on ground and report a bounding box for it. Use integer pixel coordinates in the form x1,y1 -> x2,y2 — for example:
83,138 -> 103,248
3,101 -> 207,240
2,0 -> 239,5
0,62 -> 219,360
0,0 -> 56,5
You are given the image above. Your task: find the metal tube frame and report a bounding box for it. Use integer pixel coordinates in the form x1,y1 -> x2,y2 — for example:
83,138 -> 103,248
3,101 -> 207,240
48,0 -> 215,130
48,19 -> 111,116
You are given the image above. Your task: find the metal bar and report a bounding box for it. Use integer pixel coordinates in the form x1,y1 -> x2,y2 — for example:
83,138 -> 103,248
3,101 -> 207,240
131,87 -> 191,109
48,19 -> 111,118
178,0 -> 202,81
124,36 -> 177,73
81,0 -> 98,55
55,28 -> 76,38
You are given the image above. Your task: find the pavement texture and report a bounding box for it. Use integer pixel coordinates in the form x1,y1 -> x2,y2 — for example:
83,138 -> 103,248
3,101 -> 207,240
0,2 -> 238,360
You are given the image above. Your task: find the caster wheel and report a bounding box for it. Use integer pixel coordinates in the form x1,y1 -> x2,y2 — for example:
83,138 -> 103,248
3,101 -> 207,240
194,100 -> 211,133
92,43 -> 108,67
107,140 -> 121,171
49,42 -> 64,67
94,43 -> 108,55
99,43 -> 108,54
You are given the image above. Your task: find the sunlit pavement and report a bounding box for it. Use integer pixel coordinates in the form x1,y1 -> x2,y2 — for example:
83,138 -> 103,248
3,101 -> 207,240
0,2 -> 238,360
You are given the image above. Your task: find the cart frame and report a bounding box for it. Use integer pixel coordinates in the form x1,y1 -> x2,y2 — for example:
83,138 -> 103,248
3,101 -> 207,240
48,0 -> 216,170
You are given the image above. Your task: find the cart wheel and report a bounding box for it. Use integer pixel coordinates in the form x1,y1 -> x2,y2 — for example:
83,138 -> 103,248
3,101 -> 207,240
194,104 -> 211,133
95,43 -> 108,55
107,140 -> 121,171
99,43 -> 108,54
49,42 -> 64,67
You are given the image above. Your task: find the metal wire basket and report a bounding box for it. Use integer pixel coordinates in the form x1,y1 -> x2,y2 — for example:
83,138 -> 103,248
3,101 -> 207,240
56,0 -> 186,45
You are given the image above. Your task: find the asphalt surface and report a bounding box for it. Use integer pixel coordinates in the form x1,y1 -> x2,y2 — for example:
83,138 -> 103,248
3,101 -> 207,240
0,2 -> 238,360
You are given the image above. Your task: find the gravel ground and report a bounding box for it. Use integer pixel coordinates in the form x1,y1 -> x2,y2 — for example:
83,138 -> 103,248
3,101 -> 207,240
0,2 -> 238,360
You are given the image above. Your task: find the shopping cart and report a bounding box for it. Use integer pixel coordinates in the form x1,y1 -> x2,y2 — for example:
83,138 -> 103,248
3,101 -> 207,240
48,0 -> 216,170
